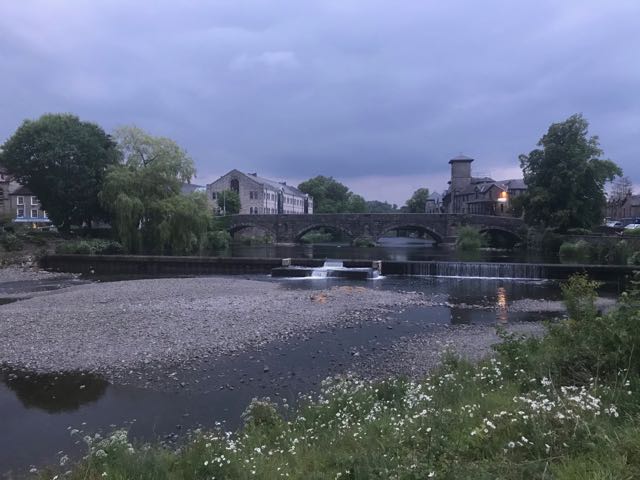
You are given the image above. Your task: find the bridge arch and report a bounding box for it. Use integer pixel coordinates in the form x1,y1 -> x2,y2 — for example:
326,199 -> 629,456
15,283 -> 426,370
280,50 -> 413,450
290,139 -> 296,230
294,224 -> 355,242
478,227 -> 523,248
377,224 -> 444,244
228,222 -> 276,239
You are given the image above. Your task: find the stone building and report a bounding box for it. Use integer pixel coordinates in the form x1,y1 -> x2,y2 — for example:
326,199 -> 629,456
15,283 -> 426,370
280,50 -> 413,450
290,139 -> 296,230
606,194 -> 640,223
0,167 -> 18,218
207,170 -> 313,215
441,155 -> 526,216
8,185 -> 51,226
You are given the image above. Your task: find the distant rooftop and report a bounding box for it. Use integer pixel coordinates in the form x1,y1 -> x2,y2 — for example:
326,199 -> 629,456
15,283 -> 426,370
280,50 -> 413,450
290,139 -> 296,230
449,154 -> 474,163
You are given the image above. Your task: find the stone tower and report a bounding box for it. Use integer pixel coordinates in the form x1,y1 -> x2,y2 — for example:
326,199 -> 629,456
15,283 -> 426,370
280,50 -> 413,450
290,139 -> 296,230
449,154 -> 474,192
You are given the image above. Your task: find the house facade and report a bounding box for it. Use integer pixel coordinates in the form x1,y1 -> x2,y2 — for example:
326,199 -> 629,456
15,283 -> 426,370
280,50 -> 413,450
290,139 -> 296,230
441,155 -> 526,216
8,185 -> 51,226
606,194 -> 640,224
206,170 -> 313,215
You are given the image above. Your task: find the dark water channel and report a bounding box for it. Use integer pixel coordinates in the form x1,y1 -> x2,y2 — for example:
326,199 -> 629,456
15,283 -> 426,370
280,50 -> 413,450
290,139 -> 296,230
1,274 -> 564,476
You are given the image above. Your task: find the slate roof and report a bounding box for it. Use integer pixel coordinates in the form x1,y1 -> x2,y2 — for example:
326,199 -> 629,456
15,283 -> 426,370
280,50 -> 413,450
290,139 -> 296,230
245,172 -> 310,197
9,185 -> 34,196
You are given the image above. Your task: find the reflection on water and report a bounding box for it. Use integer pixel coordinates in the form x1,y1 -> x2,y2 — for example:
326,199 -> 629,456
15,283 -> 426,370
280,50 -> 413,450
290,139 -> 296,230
496,287 -> 508,324
1,368 -> 108,413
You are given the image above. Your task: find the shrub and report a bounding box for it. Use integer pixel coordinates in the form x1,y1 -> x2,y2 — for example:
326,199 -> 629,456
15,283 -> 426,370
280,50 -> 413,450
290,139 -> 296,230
352,237 -> 376,247
300,232 -> 334,244
0,233 -> 24,251
207,230 -> 231,250
629,251 -> 640,265
566,227 -> 594,235
55,239 -> 124,255
558,240 -> 591,263
455,226 -> 487,251
540,228 -> 563,255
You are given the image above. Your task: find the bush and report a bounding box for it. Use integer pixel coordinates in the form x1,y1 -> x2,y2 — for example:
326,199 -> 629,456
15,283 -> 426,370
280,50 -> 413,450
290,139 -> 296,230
207,230 -> 231,250
540,228 -> 563,255
566,227 -> 594,235
300,232 -> 334,244
455,226 -> 487,251
55,239 -> 124,255
352,237 -> 376,248
629,251 -> 640,265
558,240 -> 591,263
0,233 -> 24,251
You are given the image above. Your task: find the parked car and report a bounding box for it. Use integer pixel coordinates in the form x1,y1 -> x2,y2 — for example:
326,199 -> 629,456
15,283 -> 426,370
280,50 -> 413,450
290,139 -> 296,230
605,220 -> 623,228
624,223 -> 640,231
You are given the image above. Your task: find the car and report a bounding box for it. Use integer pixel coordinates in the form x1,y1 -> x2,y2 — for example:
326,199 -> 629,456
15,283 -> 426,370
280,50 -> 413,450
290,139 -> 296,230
605,220 -> 623,228
624,223 -> 640,231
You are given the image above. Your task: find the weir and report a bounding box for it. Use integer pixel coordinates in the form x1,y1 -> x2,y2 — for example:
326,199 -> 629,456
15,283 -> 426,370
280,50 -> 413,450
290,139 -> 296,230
40,255 -> 637,283
271,259 -> 380,279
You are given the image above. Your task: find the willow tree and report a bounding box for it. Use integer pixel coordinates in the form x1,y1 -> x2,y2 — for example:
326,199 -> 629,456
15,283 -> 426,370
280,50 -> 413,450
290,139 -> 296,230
99,126 -> 209,254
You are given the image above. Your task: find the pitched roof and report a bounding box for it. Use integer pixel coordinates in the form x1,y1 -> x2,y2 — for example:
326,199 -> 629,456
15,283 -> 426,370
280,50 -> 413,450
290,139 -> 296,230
180,183 -> 206,194
243,172 -> 310,197
9,185 -> 34,196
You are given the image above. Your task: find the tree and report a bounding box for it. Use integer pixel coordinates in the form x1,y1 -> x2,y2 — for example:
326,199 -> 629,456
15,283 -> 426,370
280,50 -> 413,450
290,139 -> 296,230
347,194 -> 367,213
0,113 -> 121,231
99,126 -> 208,254
297,176 -> 365,213
519,114 -> 622,231
216,189 -> 241,215
365,200 -> 398,213
611,176 -> 633,200
404,188 -> 430,213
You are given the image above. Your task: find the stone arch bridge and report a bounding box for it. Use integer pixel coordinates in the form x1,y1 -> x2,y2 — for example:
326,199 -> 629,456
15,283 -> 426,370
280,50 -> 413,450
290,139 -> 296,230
229,213 -> 525,244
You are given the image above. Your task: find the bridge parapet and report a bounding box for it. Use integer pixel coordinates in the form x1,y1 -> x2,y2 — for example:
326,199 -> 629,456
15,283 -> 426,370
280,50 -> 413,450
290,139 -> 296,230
228,213 -> 525,244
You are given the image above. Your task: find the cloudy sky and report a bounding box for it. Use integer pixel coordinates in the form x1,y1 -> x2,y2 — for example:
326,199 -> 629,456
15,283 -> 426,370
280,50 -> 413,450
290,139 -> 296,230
1,1 -> 639,204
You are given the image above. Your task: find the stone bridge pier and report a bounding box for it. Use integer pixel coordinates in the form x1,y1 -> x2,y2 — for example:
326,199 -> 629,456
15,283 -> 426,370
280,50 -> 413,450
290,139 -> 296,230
229,213 -> 525,245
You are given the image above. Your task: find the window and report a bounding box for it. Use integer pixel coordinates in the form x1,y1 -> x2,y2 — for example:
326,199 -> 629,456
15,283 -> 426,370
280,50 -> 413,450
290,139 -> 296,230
17,208 -> 24,218
31,209 -> 38,218
212,192 -> 217,199
43,211 -> 48,218
17,196 -> 24,205
31,196 -> 38,205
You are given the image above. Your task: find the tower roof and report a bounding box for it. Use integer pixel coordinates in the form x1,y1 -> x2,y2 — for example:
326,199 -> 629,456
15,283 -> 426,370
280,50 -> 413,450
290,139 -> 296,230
449,154 -> 474,163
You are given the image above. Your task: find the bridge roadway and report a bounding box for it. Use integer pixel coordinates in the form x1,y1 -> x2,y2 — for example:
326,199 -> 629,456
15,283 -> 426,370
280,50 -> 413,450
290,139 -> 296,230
228,213 -> 525,244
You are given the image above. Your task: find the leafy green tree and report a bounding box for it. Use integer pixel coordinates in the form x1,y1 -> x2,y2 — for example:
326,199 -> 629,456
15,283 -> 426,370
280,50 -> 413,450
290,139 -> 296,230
519,114 -> 622,231
298,175 -> 366,213
365,200 -> 398,213
99,126 -> 208,254
0,113 -> 121,231
404,188 -> 430,213
347,194 -> 367,213
217,189 -> 241,215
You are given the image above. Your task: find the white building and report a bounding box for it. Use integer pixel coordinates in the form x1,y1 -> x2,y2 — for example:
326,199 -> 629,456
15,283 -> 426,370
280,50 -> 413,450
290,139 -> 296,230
207,170 -> 313,215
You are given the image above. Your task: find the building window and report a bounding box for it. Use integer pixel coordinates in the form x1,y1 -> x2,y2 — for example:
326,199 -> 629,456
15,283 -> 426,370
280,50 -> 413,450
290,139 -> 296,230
31,209 -> 38,218
17,208 -> 24,218
212,192 -> 217,199
31,196 -> 38,205
17,196 -> 24,205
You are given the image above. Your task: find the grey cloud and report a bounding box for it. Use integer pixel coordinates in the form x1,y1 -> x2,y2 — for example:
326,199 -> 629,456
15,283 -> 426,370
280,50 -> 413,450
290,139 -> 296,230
1,0 -> 639,204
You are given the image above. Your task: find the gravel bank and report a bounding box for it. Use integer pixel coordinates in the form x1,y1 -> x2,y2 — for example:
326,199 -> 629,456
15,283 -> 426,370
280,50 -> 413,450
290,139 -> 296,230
0,266 -> 75,283
355,322 -> 546,380
0,277 -> 420,377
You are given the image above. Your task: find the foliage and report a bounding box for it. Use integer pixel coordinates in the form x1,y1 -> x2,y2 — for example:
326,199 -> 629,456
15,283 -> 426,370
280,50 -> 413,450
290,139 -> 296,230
559,240 -> 591,263
365,200 -> 398,213
300,231 -> 334,244
455,226 -> 487,251
55,239 -> 124,255
352,237 -> 376,247
297,176 -> 365,213
404,187 -> 430,213
206,230 -> 231,250
610,175 -> 633,200
99,127 -> 209,255
629,251 -> 640,266
0,113 -> 121,231
0,232 -> 23,251
216,189 -> 241,215
519,114 -> 622,231
566,227 -> 593,235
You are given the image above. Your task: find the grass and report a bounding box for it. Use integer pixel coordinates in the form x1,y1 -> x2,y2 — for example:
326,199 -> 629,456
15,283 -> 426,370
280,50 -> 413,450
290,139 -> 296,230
39,275 -> 640,479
